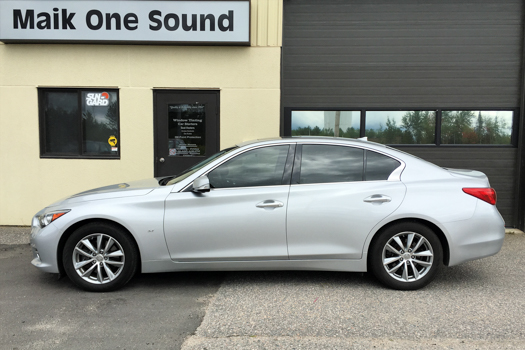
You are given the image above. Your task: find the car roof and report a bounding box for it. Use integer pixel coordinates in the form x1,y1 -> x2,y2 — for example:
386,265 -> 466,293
236,136 -> 389,149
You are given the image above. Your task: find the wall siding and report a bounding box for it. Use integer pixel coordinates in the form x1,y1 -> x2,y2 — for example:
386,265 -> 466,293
282,0 -> 522,107
282,0 -> 522,226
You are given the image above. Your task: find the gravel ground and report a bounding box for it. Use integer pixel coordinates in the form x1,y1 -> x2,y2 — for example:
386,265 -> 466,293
182,233 -> 525,350
0,226 -> 31,245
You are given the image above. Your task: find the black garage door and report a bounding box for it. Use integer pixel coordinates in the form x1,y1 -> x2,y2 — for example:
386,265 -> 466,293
282,0 -> 522,226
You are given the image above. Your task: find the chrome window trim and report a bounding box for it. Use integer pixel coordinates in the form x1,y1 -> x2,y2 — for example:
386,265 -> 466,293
179,140 -> 406,192
207,184 -> 289,192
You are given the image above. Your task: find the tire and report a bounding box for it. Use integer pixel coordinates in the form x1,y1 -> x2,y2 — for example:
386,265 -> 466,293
369,222 -> 442,290
63,222 -> 139,292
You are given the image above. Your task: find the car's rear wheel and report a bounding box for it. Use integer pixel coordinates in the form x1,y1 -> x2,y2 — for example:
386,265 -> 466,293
63,222 -> 138,292
369,222 -> 442,290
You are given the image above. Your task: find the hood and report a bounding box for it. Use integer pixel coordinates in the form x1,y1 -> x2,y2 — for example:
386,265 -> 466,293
47,178 -> 160,207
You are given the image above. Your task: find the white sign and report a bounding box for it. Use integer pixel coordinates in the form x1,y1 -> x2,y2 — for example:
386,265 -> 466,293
0,0 -> 250,45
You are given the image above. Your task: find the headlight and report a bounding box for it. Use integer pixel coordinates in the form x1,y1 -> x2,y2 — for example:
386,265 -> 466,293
37,210 -> 71,228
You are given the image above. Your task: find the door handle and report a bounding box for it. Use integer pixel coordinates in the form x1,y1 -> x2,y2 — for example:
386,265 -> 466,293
159,158 -> 165,163
364,195 -> 391,204
256,200 -> 284,209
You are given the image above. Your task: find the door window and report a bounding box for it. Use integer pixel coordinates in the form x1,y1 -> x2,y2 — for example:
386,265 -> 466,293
299,145 -> 364,184
208,145 -> 290,188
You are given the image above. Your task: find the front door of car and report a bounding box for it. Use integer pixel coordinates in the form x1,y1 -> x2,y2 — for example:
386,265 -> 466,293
286,144 -> 407,259
163,144 -> 294,261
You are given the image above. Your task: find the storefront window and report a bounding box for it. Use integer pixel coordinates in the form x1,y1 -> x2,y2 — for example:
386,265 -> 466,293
291,111 -> 360,138
365,111 -> 436,144
441,111 -> 513,145
39,89 -> 119,158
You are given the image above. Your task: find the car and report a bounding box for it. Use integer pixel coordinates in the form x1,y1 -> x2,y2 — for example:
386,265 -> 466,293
30,137 -> 505,292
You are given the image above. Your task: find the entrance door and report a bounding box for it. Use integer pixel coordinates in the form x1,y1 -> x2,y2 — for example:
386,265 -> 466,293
154,90 -> 219,177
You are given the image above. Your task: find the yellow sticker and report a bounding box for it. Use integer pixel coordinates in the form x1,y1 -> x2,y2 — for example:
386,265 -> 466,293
108,135 -> 118,147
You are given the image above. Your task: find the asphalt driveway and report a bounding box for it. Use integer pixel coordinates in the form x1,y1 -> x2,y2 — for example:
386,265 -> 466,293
1,229 -> 524,350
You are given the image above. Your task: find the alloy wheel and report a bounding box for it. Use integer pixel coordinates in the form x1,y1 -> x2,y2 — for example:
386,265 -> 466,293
382,231 -> 434,282
72,233 -> 125,284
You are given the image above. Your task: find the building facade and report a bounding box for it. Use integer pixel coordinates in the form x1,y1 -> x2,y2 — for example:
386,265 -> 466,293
1,0 -> 525,229
0,0 -> 282,225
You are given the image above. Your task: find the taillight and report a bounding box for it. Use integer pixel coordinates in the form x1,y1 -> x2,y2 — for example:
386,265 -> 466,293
462,188 -> 497,205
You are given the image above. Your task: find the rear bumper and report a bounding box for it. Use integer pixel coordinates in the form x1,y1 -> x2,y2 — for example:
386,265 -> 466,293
444,201 -> 505,266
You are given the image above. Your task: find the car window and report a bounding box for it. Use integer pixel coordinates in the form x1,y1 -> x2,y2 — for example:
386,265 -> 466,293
365,151 -> 401,181
208,145 -> 290,188
165,147 -> 238,186
300,145 -> 364,184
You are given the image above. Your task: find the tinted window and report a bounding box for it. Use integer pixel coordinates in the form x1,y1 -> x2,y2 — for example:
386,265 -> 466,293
441,110 -> 513,145
40,89 -> 119,158
366,111 -> 436,144
208,145 -> 289,188
365,151 -> 401,181
44,91 -> 80,154
291,111 -> 361,138
300,145 -> 364,184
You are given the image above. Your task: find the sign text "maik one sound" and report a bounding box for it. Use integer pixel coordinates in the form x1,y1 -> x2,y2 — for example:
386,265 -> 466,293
13,8 -> 235,32
0,1 -> 250,44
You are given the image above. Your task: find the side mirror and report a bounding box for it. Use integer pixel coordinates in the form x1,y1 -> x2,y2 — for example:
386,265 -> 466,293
192,175 -> 210,193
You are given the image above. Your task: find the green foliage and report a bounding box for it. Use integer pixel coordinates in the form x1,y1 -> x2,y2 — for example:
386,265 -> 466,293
292,126 -> 359,138
368,111 -> 436,144
441,111 -> 510,144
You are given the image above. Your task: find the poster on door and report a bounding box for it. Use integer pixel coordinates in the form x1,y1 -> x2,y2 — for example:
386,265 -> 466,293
168,104 -> 206,156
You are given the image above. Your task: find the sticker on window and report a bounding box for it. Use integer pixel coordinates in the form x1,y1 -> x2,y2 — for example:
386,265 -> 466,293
86,92 -> 110,106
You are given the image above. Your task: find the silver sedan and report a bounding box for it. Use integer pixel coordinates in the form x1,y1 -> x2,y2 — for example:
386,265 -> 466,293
30,137 -> 505,292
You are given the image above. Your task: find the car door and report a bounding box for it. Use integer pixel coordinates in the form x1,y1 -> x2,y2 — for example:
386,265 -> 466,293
286,144 -> 407,260
163,144 -> 294,261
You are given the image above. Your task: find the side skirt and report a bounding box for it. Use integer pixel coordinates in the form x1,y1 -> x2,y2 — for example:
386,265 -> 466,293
141,255 -> 368,273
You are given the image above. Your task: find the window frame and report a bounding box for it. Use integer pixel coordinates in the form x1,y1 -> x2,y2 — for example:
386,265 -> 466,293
284,107 -> 519,148
38,87 -> 121,159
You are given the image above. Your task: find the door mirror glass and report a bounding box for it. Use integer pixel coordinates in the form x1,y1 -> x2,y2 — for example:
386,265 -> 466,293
192,175 -> 210,193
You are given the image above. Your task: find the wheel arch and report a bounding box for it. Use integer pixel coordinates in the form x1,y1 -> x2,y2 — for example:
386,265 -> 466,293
366,218 -> 450,268
56,218 -> 142,277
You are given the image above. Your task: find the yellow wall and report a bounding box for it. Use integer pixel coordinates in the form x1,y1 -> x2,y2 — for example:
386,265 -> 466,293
0,0 -> 283,225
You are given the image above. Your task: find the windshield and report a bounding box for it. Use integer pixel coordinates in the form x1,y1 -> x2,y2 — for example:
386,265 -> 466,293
163,147 -> 238,186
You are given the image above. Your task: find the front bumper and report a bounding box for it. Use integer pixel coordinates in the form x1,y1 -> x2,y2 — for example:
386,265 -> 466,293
30,220 -> 61,273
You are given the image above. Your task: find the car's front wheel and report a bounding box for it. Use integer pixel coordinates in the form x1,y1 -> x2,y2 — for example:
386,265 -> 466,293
369,222 -> 442,290
63,222 -> 138,292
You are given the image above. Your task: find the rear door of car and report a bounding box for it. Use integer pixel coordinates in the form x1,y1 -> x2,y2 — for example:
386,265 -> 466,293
286,143 -> 407,259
